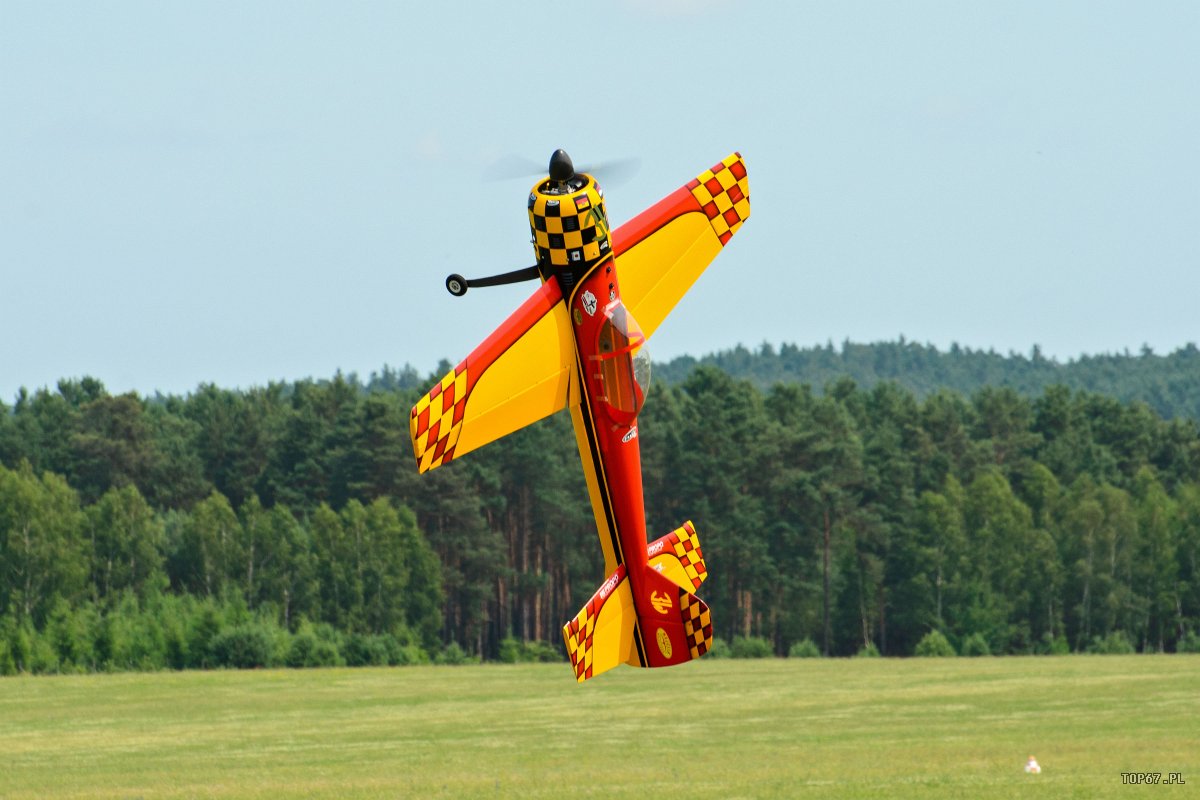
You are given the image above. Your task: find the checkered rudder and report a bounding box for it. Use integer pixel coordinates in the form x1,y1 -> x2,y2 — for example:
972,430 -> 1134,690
679,589 -> 713,660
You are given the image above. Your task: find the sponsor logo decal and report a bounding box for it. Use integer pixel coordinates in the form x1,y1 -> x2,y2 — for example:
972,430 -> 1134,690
584,205 -> 609,239
650,590 -> 672,615
599,571 -> 620,600
573,308 -> 583,326
656,628 -> 673,659
648,540 -> 664,556
581,290 -> 597,316
621,426 -> 638,443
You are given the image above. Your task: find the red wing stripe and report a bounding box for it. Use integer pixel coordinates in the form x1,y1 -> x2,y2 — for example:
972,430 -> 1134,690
610,186 -> 701,258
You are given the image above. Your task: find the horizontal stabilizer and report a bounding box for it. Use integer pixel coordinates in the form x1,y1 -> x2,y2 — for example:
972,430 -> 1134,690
563,565 -> 634,682
647,520 -> 707,592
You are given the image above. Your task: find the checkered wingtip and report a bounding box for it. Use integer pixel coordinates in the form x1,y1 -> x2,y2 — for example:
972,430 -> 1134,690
410,362 -> 468,473
686,152 -> 750,246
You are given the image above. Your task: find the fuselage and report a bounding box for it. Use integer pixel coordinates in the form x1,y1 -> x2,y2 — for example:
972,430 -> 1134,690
563,254 -> 654,668
567,259 -> 649,552
527,170 -> 653,666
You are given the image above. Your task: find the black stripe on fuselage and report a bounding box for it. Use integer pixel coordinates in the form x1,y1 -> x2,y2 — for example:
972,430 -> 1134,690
562,258 -> 648,669
570,346 -> 648,669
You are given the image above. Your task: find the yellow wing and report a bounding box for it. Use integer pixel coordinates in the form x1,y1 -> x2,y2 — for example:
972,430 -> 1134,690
411,153 -> 748,474
410,280 -> 575,473
614,152 -> 750,339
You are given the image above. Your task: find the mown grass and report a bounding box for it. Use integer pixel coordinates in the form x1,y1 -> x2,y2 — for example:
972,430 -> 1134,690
1,656 -> 1197,799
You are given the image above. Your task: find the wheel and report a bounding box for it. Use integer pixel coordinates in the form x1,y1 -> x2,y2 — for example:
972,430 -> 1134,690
446,274 -> 468,296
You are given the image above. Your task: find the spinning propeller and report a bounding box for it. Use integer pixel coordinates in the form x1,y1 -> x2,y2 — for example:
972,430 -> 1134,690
447,149 -> 634,297
483,150 -> 641,187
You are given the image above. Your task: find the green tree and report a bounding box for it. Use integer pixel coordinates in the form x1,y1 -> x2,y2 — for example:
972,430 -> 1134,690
68,393 -> 158,505
183,385 -> 275,508
345,392 -> 412,502
238,498 -> 316,627
0,463 -> 87,625
1174,483 -> 1200,645
391,501 -> 444,651
85,484 -> 166,603
961,468 -> 1038,652
1060,479 -> 1137,649
669,367 -> 774,642
310,503 -> 353,629
167,491 -> 242,598
972,387 -> 1041,476
813,386 -> 865,655
888,480 -> 966,653
143,400 -> 210,509
1131,468 -> 1178,651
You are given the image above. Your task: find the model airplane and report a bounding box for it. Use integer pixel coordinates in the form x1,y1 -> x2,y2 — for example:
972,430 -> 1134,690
410,149 -> 750,681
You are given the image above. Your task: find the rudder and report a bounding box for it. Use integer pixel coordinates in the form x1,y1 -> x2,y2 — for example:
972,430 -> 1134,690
627,563 -> 714,669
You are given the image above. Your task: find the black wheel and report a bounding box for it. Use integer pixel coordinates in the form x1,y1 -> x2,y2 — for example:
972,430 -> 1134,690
446,274 -> 468,296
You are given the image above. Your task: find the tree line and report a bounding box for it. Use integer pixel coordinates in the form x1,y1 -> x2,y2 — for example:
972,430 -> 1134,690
657,339 -> 1200,421
2,361 -> 1200,673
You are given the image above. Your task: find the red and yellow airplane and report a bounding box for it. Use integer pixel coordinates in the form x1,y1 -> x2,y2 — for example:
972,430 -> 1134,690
410,150 -> 750,681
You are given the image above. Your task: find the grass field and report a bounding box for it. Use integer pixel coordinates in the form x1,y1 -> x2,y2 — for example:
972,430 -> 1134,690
1,656 -> 1197,799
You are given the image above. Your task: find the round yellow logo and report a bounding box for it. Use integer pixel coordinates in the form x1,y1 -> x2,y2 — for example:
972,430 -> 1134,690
656,628 -> 673,659
573,308 -> 583,326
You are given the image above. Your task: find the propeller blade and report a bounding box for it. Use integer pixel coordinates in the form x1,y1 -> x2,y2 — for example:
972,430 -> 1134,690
482,154 -> 546,182
482,153 -> 641,187
576,156 -> 642,187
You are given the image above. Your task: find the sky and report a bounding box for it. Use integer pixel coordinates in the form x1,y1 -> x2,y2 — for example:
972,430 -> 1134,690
2,1 -> 1197,402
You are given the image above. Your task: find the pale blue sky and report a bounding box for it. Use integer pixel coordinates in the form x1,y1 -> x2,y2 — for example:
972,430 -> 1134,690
2,1 -> 1197,401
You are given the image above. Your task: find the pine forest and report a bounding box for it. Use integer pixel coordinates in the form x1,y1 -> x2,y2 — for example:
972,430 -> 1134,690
3,340 -> 1200,674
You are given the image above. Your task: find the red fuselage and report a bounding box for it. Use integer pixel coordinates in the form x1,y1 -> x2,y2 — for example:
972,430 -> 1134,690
562,252 -> 657,666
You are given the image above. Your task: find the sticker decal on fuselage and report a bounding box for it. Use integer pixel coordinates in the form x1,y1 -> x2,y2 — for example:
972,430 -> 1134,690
581,290 -> 598,316
656,627 -> 673,659
650,590 -> 672,614
622,426 -> 638,443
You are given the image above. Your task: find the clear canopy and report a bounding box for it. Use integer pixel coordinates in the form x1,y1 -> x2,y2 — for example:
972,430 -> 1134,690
592,300 -> 651,422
